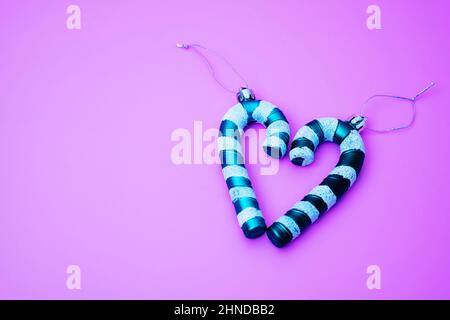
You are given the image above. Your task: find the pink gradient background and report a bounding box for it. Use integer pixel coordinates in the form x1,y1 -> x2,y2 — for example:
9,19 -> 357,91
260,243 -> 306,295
1,0 -> 449,299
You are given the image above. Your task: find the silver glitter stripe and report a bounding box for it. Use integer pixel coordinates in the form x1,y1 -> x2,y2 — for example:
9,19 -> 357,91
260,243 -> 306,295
267,120 -> 290,136
317,117 -> 338,142
309,185 -> 337,208
289,146 -> 314,166
222,103 -> 249,129
277,216 -> 301,239
340,130 -> 365,153
293,125 -> 319,148
217,136 -> 243,153
222,165 -> 249,180
252,100 -> 275,124
229,187 -> 256,202
330,165 -> 357,186
237,207 -> 263,227
292,200 -> 320,223
264,135 -> 287,157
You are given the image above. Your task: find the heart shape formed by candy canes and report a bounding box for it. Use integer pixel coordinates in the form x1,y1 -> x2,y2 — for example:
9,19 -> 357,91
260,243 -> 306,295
266,116 -> 365,247
218,89 -> 365,247
179,43 -> 432,248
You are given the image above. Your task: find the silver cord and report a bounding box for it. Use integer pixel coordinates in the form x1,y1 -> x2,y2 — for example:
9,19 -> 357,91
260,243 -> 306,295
176,43 -> 249,94
360,82 -> 435,133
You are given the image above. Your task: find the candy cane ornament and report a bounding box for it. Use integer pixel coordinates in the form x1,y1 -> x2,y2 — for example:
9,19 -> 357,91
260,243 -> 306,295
219,88 -> 290,238
176,43 -> 290,239
267,116 -> 365,247
267,82 -> 436,248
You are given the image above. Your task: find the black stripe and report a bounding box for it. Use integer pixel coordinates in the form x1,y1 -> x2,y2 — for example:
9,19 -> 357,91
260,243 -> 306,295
333,120 -> 353,144
219,120 -> 239,139
291,138 -> 315,152
320,174 -> 350,199
226,176 -> 252,189
220,149 -> 244,168
306,120 -> 324,142
291,156 -> 304,166
264,108 -> 288,127
302,194 -> 328,213
234,197 -> 259,213
285,209 -> 312,231
337,149 -> 365,175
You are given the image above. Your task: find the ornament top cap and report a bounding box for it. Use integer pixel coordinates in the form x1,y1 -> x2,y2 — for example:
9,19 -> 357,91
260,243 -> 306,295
347,115 -> 367,132
237,88 -> 256,103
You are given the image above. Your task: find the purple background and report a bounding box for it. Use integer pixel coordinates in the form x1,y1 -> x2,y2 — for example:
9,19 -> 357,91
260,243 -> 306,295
1,0 -> 449,299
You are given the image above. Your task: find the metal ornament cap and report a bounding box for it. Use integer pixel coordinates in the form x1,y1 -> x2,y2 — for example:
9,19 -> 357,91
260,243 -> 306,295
237,88 -> 256,103
346,115 -> 367,132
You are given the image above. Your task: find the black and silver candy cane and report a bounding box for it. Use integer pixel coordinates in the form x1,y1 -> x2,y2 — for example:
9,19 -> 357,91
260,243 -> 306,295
176,43 -> 290,239
267,82 -> 436,248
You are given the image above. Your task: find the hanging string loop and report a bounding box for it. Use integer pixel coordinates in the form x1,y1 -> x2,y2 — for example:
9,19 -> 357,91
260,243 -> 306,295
176,43 -> 249,94
360,82 -> 435,133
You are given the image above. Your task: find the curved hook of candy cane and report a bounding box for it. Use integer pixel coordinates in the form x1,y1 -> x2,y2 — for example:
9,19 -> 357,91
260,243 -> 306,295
218,88 -> 291,239
266,117 -> 365,247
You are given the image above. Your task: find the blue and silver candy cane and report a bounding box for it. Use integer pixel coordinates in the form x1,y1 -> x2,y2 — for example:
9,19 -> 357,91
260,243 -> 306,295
176,43 -> 290,239
219,88 -> 290,238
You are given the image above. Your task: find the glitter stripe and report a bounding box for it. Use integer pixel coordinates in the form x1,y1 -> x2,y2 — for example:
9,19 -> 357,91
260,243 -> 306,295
237,207 -> 263,227
293,125 -> 320,148
252,100 -> 275,124
222,103 -> 249,129
340,130 -> 365,153
229,187 -> 256,202
267,120 -> 290,137
309,185 -> 337,208
277,216 -> 301,239
317,117 -> 339,142
222,165 -> 249,180
292,200 -> 320,223
330,165 -> 357,186
217,136 -> 243,153
289,146 -> 314,166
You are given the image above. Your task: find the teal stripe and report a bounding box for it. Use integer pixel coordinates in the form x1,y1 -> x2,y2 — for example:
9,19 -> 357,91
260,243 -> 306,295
234,197 -> 259,213
333,120 -> 352,144
241,100 -> 260,122
226,176 -> 252,189
264,108 -> 288,127
220,149 -> 244,168
219,120 -> 240,140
